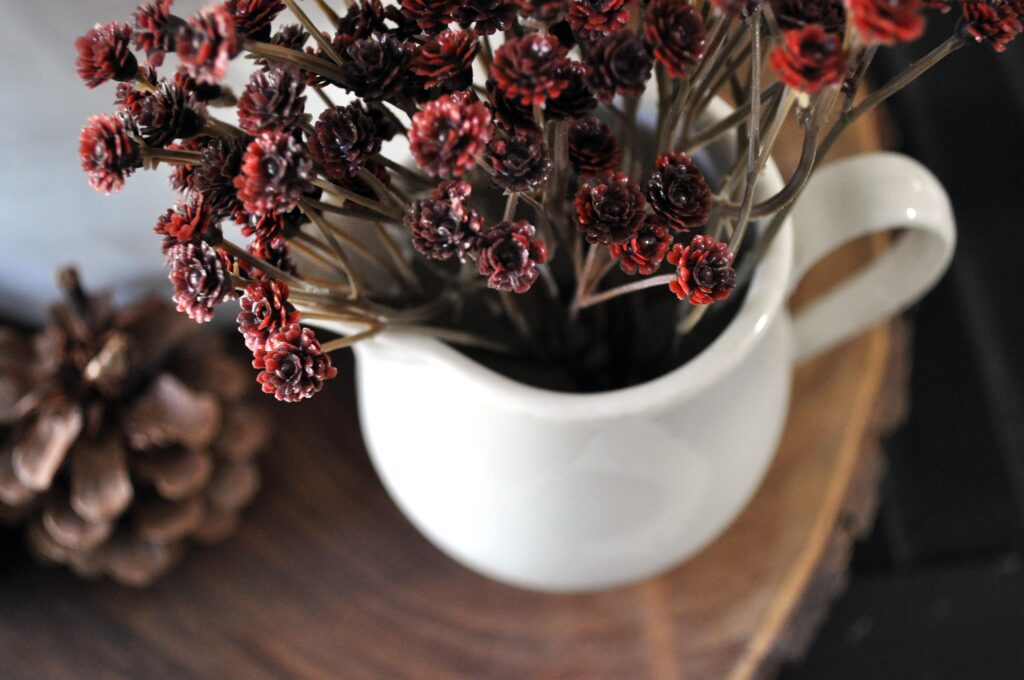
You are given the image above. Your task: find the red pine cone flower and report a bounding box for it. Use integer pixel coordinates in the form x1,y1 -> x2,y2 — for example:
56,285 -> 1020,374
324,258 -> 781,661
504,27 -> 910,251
193,135 -> 248,217
477,221 -> 549,293
545,62 -> 598,120
610,215 -> 673,275
411,30 -> 480,93
335,0 -> 393,49
960,0 -> 1023,52
253,324 -> 337,402
453,0 -> 520,34
134,80 -> 204,147
155,194 -> 220,244
225,0 -> 285,40
401,0 -> 457,32
249,232 -> 298,275
846,0 -> 926,45
238,208 -> 303,250
76,22 -> 139,88
487,79 -> 538,135
518,0 -> 570,23
574,172 -> 646,245
173,68 -> 233,103
176,4 -> 240,84
667,236 -> 736,304
491,35 -> 571,106
131,1 -> 182,67
409,91 -> 493,179
237,64 -> 307,135
405,180 -> 485,261
166,137 -> 206,193
568,117 -> 621,176
234,131 -> 315,216
166,241 -> 235,322
587,30 -> 654,102
307,102 -> 382,183
567,0 -> 632,38
769,25 -> 847,93
79,114 -> 143,194
237,280 -> 300,353
486,135 -> 552,193
338,32 -> 411,102
647,152 -> 711,231
643,0 -> 707,79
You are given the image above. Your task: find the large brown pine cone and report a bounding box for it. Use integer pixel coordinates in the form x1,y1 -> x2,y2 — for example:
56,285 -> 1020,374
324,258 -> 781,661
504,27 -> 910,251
0,270 -> 269,587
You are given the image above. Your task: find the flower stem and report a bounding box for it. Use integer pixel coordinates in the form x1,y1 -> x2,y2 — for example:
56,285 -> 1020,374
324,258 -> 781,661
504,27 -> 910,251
298,200 -> 362,299
284,0 -> 344,66
503,192 -> 519,221
243,39 -> 345,83
320,322 -> 383,353
311,177 -> 403,219
574,274 -> 677,311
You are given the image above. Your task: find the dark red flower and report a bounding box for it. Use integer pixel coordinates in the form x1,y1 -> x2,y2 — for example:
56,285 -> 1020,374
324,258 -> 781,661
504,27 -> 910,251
253,324 -> 337,402
135,80 -> 204,146
772,0 -> 847,32
401,0 -> 457,32
486,79 -> 538,135
131,1 -> 183,66
667,237 -> 736,304
491,34 -> 572,106
365,102 -> 403,141
409,91 -> 493,178
307,102 -> 382,183
173,68 -> 233,103
193,135 -> 249,216
609,215 -> 673,275
238,208 -> 303,250
405,180 -> 484,261
643,0 -> 707,79
574,171 -> 646,245
453,0 -> 520,34
846,0 -> 926,44
75,22 -> 139,88
238,64 -> 307,135
166,240 -> 235,322
477,221 -> 548,293
411,30 -> 479,93
567,0 -> 631,38
176,4 -> 240,84
225,0 -> 285,40
155,194 -> 220,244
166,137 -> 206,193
486,135 -> 552,192
249,231 -> 298,274
79,114 -> 143,194
518,0 -> 569,22
586,30 -> 653,101
647,153 -> 711,230
337,32 -> 412,101
237,279 -> 300,352
960,0 -> 1023,52
335,0 -> 392,48
568,117 -> 621,176
769,25 -> 847,93
545,61 -> 598,120
234,131 -> 315,215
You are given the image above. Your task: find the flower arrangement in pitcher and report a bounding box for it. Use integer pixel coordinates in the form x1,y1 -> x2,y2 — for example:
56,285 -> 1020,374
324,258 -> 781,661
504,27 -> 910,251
77,0 -> 1020,400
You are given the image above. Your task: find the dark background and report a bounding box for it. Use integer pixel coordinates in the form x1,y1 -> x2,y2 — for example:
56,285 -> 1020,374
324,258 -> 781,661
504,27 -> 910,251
782,11 -> 1024,680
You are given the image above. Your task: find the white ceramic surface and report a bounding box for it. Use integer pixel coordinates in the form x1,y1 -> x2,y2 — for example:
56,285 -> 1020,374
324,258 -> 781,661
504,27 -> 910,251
311,101 -> 956,592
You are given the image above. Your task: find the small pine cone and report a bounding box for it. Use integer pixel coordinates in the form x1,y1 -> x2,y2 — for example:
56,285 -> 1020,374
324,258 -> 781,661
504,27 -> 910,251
155,194 -> 221,245
166,137 -> 207,194
173,69 -> 235,105
411,30 -> 479,93
76,22 -> 139,88
79,114 -> 143,195
487,79 -> 538,135
401,0 -> 458,32
166,241 -> 235,323
253,324 -> 337,402
491,34 -> 572,106
545,62 -> 598,121
337,32 -> 411,102
647,153 -> 711,231
518,0 -> 569,23
587,30 -> 653,102
131,1 -> 184,67
667,236 -> 736,304
574,172 -> 646,245
336,0 -> 394,49
237,280 -> 300,352
193,135 -> 249,218
609,214 -> 673,275
453,0 -> 520,34
643,0 -> 707,79
307,102 -> 382,182
485,135 -> 552,193
234,131 -> 315,216
225,0 -> 286,41
846,0 -> 926,45
568,117 -> 621,176
769,25 -> 847,93
254,24 -> 310,71
238,208 -> 303,249
176,4 -> 240,84
960,0 -> 1023,52
567,0 -> 631,39
237,64 -> 308,135
410,91 -> 493,179
365,102 -> 403,141
771,0 -> 847,32
249,232 -> 298,275
477,220 -> 548,293
114,68 -> 155,117
135,80 -> 204,147
405,180 -> 485,261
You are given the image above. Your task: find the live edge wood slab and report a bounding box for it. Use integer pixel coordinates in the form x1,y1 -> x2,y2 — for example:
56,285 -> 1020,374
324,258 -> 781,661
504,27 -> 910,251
0,111 -> 904,680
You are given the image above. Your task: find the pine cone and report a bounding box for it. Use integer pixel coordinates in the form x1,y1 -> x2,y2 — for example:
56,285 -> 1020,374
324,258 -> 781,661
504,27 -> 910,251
0,270 -> 268,586
568,117 -> 621,176
307,102 -> 382,182
134,80 -> 204,147
485,135 -> 552,193
237,64 -> 308,135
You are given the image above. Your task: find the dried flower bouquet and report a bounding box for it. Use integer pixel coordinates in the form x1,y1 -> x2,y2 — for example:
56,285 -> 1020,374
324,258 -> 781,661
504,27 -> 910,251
77,0 -> 1020,400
